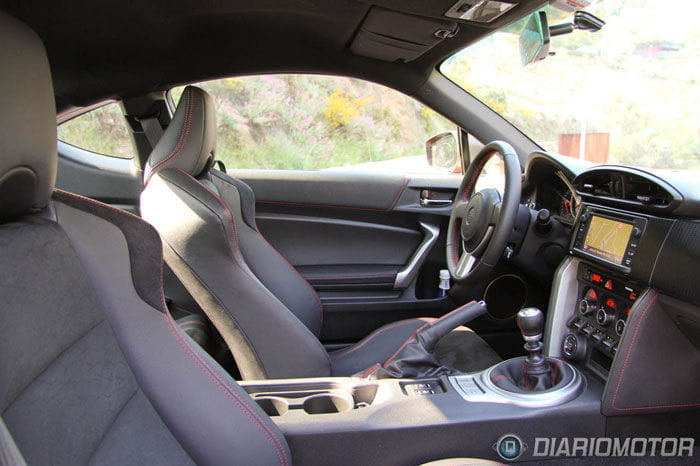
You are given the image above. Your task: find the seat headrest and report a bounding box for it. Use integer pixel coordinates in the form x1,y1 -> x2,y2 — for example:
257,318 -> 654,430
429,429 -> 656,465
144,86 -> 216,184
0,11 -> 57,222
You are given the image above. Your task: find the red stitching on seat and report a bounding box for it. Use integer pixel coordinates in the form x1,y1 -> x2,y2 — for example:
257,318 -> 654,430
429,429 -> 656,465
174,168 -> 244,259
611,292 -> 700,411
53,188 -> 289,465
175,169 -> 325,335
164,314 -> 289,466
160,268 -> 290,466
144,89 -> 195,185
330,320 -> 424,361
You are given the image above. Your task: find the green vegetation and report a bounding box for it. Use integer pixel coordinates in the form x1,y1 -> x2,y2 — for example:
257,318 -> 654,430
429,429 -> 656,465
442,0 -> 700,170
170,75 -> 454,170
58,102 -> 134,159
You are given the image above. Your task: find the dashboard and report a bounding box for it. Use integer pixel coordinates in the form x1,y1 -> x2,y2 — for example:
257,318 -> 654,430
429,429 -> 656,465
521,151 -> 700,381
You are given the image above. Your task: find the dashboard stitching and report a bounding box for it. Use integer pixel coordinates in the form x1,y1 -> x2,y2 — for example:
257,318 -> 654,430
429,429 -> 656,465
611,291 -> 700,411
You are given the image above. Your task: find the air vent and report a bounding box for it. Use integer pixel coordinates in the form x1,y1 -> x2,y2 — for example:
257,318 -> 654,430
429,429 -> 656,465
574,168 -> 678,211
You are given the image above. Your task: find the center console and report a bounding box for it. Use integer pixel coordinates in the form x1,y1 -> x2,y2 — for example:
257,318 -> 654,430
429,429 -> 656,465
557,205 -> 648,379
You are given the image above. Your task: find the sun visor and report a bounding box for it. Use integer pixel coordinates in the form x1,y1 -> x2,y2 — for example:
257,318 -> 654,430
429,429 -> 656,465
350,7 -> 458,63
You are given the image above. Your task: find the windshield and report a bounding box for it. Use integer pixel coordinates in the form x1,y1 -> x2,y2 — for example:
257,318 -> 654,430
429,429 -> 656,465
441,0 -> 699,170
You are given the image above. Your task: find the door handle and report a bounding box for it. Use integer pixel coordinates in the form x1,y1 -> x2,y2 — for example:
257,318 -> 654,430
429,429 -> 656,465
393,222 -> 440,289
420,198 -> 453,207
420,189 -> 453,207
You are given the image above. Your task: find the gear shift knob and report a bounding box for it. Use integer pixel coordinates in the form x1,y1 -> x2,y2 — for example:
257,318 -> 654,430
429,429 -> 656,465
517,307 -> 544,342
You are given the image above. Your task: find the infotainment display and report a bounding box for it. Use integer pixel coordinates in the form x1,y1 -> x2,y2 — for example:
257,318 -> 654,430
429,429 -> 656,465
582,216 -> 634,265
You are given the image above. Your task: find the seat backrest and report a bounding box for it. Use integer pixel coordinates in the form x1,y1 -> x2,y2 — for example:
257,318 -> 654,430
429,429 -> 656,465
141,86 -> 330,380
0,11 -> 290,465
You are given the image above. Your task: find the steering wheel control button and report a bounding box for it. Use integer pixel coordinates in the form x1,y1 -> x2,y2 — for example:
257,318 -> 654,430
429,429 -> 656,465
615,319 -> 626,336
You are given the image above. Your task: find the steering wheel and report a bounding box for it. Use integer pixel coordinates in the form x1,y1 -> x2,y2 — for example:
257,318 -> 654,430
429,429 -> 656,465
446,141 -> 522,284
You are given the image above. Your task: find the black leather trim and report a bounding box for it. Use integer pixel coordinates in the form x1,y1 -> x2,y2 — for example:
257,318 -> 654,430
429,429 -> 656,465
601,291 -> 700,415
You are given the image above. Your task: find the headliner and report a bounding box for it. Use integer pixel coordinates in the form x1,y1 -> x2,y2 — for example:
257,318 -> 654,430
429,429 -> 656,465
0,0 -> 545,112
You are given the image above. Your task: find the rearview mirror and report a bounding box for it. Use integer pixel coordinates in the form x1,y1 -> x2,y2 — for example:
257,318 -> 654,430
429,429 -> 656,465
519,11 -> 550,66
426,131 -> 461,174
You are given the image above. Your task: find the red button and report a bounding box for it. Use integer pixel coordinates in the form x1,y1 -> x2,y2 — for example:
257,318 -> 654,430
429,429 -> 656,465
591,273 -> 603,283
587,289 -> 598,299
604,280 -> 614,290
626,308 -> 632,316
605,298 -> 617,309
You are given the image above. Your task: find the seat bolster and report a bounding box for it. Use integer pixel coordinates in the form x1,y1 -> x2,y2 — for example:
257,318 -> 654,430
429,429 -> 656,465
142,169 -> 331,379
211,171 -> 324,337
54,197 -> 291,466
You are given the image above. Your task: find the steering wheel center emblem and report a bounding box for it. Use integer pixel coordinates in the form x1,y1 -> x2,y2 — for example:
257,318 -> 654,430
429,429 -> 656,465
466,206 -> 478,224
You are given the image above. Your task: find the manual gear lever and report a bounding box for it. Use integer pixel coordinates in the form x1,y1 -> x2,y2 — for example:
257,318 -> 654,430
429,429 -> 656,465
517,307 -> 553,390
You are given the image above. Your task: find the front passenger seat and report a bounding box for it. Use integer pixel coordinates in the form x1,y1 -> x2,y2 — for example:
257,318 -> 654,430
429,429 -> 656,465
140,86 -> 502,380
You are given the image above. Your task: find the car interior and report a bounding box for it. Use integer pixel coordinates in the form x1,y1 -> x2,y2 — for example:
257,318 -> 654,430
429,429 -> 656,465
0,1 -> 698,465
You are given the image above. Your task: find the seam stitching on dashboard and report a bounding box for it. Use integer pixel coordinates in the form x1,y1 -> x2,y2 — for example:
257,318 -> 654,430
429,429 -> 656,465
611,291 -> 700,411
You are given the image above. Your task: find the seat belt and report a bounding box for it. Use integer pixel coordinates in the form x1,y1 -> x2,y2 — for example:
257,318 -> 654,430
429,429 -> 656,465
138,115 -> 165,149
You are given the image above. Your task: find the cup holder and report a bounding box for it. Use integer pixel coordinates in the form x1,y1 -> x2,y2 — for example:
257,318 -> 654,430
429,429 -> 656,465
302,393 -> 353,414
254,396 -> 290,417
250,385 -> 375,416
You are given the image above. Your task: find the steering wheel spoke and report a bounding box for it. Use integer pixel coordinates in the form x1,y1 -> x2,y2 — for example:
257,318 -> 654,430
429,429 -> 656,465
455,251 -> 476,277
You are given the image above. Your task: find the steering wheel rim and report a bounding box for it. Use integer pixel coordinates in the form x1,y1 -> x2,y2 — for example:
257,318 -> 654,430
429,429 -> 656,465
447,141 -> 522,284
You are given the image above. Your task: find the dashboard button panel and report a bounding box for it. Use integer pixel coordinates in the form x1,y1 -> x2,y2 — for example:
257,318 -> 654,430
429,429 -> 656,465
564,262 -> 640,368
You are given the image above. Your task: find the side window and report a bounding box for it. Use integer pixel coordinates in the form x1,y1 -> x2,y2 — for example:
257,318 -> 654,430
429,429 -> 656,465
171,75 -> 458,175
58,102 -> 134,159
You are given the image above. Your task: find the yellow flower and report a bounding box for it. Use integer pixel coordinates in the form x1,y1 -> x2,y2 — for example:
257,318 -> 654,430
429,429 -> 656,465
324,90 -> 372,127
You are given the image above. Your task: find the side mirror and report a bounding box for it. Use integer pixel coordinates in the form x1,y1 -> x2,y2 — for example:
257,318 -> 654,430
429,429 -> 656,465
519,11 -> 550,66
426,131 -> 461,174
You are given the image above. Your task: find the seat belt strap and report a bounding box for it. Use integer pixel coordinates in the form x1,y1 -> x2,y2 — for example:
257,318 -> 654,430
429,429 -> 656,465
139,115 -> 165,149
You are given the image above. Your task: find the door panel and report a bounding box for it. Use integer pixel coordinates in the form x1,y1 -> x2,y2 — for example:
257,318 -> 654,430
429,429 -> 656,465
232,169 -> 461,343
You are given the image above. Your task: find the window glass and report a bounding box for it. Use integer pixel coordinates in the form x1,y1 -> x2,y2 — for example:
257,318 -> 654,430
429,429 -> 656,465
171,75 -> 457,175
58,102 -> 134,159
441,0 -> 700,170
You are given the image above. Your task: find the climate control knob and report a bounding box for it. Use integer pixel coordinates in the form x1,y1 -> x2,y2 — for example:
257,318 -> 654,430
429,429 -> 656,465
579,299 -> 596,316
596,308 -> 615,327
615,319 -> 626,336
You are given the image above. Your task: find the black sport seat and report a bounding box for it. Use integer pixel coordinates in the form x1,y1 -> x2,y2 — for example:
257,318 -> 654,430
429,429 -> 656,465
140,85 -> 501,380
0,12 -> 290,465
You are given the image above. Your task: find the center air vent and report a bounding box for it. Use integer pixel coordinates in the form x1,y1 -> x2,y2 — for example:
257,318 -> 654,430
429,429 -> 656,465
574,168 -> 680,212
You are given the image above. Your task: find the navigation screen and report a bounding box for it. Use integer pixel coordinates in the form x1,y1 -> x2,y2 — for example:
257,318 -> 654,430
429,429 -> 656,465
582,216 -> 633,265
